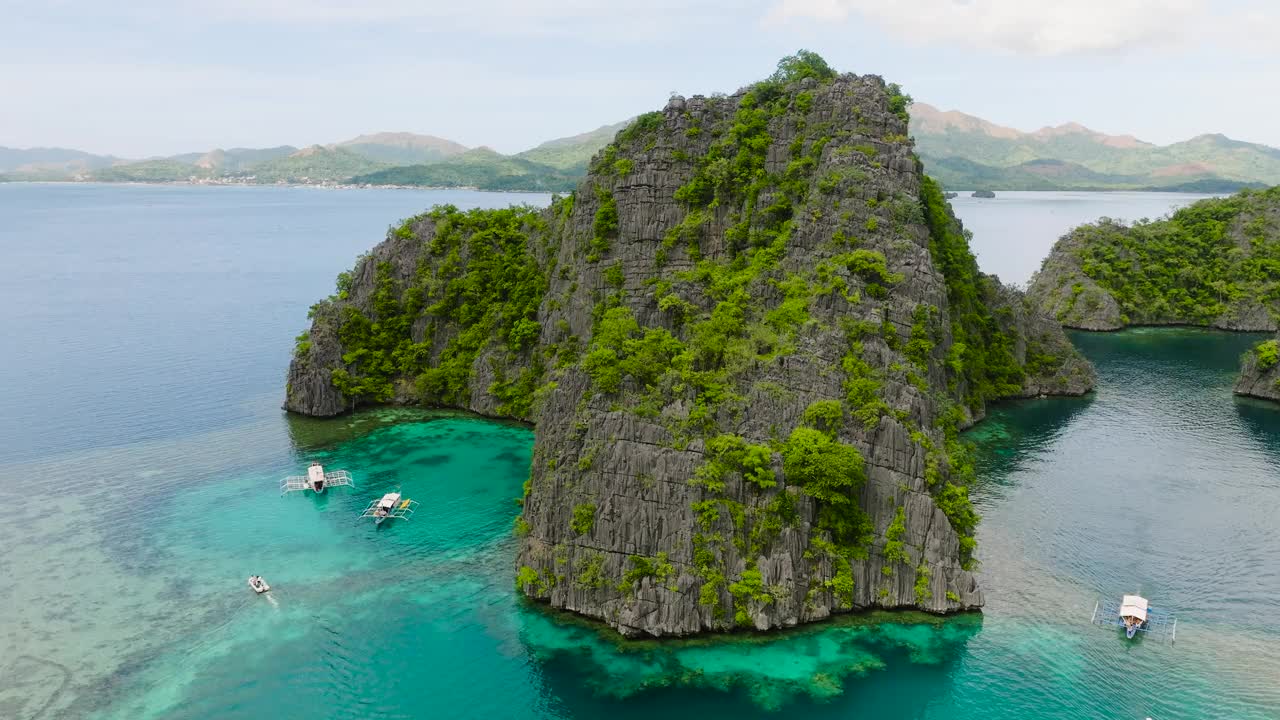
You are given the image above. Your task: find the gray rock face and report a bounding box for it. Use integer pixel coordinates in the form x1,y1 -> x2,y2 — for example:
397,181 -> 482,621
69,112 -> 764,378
285,304 -> 352,416
1235,337 -> 1280,401
284,70 -> 1096,637
1025,230 -> 1125,331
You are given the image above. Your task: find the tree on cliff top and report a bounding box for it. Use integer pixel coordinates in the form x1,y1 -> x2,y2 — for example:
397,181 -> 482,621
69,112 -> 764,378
770,50 -> 836,85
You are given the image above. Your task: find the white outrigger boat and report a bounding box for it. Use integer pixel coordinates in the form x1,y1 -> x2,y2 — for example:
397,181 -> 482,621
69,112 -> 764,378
281,462 -> 354,495
1091,593 -> 1177,642
360,491 -> 418,525
248,575 -> 271,594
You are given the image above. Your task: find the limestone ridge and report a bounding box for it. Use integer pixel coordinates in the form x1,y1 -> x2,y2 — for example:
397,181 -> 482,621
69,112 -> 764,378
1026,187 -> 1280,332
284,55 -> 1095,637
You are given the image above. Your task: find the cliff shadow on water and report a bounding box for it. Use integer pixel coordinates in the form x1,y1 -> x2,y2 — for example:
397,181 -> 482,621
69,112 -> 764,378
964,394 -> 1094,492
283,405 -> 531,453
282,51 -> 1096,637
1234,395 -> 1280,461
517,606 -> 982,717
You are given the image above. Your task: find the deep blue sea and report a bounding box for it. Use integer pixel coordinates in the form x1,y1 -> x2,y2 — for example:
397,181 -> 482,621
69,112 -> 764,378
1,184 -> 1276,720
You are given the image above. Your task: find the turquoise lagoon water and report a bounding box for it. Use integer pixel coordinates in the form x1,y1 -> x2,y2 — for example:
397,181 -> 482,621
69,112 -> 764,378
1,184 -> 1276,719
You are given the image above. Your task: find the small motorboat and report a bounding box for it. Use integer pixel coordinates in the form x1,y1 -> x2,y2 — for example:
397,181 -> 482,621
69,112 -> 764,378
308,462 -> 326,492
1091,592 -> 1176,642
359,491 -> 418,525
280,462 -> 354,495
248,575 -> 271,594
1119,595 -> 1148,638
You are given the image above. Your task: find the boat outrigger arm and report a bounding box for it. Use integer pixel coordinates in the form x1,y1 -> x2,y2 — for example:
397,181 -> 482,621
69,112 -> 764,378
360,492 -> 418,524
281,463 -> 354,494
1091,594 -> 1177,642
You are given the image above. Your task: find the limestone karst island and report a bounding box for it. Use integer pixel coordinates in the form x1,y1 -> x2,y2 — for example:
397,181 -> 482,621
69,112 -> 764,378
286,54 -> 1096,636
10,4 -> 1280,714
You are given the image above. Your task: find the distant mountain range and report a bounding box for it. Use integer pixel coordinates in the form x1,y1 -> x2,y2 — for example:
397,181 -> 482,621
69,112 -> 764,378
0,146 -> 122,179
910,103 -> 1280,191
0,123 -> 627,191
2,108 -> 1277,192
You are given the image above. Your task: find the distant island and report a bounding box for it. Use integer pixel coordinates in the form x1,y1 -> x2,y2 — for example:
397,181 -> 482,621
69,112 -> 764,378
5,102 -> 1280,193
1026,186 -> 1280,332
971,190 -> 995,198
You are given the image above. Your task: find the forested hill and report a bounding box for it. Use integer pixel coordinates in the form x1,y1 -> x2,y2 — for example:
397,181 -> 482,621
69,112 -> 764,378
1026,186 -> 1280,331
910,103 -> 1280,191
348,148 -> 581,191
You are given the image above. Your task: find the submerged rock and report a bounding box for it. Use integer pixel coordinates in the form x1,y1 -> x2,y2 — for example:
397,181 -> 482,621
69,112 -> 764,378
284,54 -> 1095,636
1027,187 -> 1280,332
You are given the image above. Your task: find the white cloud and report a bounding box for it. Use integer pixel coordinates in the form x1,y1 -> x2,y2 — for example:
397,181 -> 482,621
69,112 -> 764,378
763,0 -> 1275,56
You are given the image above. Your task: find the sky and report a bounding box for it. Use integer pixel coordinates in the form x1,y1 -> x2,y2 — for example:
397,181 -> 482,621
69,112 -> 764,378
3,0 -> 1278,157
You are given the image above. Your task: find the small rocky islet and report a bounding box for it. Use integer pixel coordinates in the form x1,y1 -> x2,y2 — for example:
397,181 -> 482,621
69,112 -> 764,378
1023,185 -> 1280,400
285,52 -> 1097,638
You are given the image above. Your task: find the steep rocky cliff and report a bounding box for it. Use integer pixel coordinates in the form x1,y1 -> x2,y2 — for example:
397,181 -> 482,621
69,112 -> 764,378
285,54 -> 1095,637
1026,187 -> 1280,331
1236,337 -> 1280,401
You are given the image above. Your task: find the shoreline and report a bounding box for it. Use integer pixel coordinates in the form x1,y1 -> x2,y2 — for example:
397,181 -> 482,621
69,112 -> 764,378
0,179 -> 565,194
1062,321 -> 1275,334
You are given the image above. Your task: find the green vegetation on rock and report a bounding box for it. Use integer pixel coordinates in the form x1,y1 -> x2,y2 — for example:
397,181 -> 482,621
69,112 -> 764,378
619,553 -> 676,595
781,427 -> 865,505
1253,339 -> 1280,370
570,502 -> 596,535
881,506 -> 909,574
315,204 -> 549,416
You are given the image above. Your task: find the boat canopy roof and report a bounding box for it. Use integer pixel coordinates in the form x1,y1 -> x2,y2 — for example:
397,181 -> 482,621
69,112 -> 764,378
1120,594 -> 1148,621
378,492 -> 401,508
308,464 -> 325,482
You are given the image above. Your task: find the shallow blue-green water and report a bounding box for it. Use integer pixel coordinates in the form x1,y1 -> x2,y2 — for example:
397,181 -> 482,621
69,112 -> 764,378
1,185 -> 1277,719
